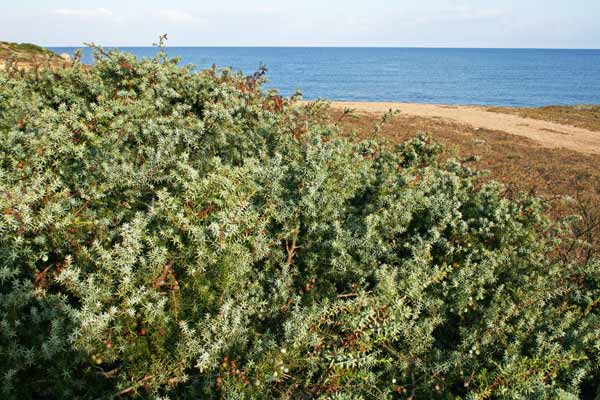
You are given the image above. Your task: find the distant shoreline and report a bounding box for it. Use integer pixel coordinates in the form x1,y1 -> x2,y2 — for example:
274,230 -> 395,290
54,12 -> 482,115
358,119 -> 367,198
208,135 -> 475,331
47,46 -> 600,51
301,99 -> 600,108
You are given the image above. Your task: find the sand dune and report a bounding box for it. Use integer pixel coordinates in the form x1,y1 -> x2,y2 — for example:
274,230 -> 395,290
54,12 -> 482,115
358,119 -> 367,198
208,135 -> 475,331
324,101 -> 600,155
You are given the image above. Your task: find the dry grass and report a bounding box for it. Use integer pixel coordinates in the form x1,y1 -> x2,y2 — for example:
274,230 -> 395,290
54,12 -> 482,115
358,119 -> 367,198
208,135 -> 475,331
324,101 -> 600,155
0,41 -> 69,70
487,105 -> 600,132
334,109 -> 600,219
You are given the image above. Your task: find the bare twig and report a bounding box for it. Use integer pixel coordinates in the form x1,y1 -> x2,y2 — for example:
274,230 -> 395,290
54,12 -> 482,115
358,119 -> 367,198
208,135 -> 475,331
84,42 -> 115,61
285,238 -> 299,266
153,263 -> 180,291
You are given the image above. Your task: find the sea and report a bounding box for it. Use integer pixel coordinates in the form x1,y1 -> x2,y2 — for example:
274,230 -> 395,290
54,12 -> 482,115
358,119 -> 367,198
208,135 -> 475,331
49,47 -> 600,107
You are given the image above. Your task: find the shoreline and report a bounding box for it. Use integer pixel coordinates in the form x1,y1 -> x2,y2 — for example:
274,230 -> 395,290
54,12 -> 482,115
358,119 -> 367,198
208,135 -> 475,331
313,101 -> 600,155
303,100 -> 600,109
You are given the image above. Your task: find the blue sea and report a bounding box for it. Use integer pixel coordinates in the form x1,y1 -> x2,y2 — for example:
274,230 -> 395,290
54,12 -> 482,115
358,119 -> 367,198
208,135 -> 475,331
49,47 -> 600,107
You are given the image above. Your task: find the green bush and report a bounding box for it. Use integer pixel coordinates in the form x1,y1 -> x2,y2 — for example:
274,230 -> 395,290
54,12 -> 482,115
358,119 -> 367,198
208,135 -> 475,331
0,47 -> 599,399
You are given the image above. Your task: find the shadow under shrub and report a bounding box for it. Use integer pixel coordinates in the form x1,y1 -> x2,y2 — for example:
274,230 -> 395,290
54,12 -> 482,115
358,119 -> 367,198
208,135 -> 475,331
0,47 -> 598,399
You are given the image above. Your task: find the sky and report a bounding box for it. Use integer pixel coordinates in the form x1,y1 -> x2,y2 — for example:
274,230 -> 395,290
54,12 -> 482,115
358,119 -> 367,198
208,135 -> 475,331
1,0 -> 599,48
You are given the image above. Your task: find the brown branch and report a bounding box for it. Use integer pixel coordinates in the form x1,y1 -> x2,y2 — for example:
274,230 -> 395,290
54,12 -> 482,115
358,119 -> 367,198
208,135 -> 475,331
83,42 -> 115,61
115,375 -> 153,397
337,290 -> 373,299
336,108 -> 355,122
285,238 -> 299,266
34,266 -> 51,288
586,297 -> 600,315
153,263 -> 180,291
73,199 -> 91,217
115,375 -> 180,397
337,293 -> 359,299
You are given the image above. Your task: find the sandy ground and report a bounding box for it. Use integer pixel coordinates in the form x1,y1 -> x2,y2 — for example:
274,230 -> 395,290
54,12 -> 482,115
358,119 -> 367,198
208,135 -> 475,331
324,101 -> 600,155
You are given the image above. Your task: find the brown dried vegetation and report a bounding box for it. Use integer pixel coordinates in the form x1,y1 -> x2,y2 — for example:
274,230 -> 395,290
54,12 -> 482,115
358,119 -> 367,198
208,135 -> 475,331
487,105 -> 600,132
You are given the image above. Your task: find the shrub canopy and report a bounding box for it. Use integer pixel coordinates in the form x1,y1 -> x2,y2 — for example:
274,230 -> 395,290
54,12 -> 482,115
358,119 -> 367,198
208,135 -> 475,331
0,48 -> 599,399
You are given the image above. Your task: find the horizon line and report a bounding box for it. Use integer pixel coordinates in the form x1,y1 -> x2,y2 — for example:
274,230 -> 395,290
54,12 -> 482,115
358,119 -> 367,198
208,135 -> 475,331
44,45 -> 600,51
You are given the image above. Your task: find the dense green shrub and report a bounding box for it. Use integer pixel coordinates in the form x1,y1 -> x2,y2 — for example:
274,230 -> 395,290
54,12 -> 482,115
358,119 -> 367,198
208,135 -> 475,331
0,47 -> 599,399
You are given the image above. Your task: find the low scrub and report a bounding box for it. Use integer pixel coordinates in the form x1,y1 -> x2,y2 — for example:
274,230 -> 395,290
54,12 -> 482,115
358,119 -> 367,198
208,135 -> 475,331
0,41 -> 57,63
0,46 -> 599,399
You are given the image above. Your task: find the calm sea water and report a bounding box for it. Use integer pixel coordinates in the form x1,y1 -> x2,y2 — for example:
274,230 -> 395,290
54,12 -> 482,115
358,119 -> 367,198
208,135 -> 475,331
49,47 -> 600,107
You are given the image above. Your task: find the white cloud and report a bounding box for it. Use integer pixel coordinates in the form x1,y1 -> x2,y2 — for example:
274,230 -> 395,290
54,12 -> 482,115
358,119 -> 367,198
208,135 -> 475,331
455,7 -> 507,21
156,10 -> 195,23
54,8 -> 113,18
411,7 -> 508,25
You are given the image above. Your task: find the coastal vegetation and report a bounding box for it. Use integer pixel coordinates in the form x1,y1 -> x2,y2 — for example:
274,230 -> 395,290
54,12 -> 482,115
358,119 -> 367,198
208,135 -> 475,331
0,42 -> 56,59
0,41 -> 70,70
333,106 -> 600,228
0,44 -> 599,398
487,104 -> 600,132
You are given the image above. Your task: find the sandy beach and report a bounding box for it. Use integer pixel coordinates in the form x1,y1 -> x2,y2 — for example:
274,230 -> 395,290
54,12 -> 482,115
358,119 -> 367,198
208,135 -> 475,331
319,101 -> 600,155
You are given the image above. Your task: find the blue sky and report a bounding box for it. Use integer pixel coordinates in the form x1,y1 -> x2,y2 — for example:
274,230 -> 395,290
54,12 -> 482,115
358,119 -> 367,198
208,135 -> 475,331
1,0 -> 599,48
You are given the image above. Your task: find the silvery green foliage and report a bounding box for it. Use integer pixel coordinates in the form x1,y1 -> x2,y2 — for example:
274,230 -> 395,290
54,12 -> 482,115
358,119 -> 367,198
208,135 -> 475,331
0,47 -> 598,399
